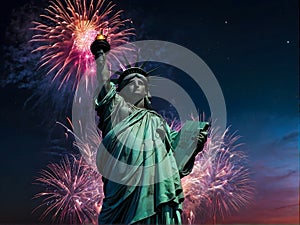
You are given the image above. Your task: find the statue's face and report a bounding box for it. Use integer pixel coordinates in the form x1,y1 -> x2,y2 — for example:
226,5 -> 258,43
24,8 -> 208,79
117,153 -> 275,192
119,73 -> 148,106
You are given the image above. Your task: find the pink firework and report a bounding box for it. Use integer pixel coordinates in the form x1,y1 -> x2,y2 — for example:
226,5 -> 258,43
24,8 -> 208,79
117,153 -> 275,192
30,0 -> 135,89
32,154 -> 103,224
181,127 -> 255,224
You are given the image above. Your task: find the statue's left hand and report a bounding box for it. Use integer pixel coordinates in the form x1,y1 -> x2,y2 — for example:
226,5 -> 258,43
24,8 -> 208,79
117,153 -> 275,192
195,124 -> 210,155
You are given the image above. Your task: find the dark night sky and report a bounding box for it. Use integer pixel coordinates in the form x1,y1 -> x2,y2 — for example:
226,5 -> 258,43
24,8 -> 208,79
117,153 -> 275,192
0,0 -> 299,224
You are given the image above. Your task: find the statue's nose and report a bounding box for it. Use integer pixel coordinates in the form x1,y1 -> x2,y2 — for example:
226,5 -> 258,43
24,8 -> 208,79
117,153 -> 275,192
133,79 -> 140,87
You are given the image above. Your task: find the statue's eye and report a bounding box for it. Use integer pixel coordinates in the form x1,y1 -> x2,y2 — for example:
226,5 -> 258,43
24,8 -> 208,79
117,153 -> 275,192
137,80 -> 144,85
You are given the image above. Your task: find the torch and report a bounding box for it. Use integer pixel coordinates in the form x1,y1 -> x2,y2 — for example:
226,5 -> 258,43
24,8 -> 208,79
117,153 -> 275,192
90,30 -> 111,59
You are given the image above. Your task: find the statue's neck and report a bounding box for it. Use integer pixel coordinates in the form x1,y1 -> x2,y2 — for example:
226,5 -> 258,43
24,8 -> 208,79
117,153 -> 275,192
133,98 -> 145,108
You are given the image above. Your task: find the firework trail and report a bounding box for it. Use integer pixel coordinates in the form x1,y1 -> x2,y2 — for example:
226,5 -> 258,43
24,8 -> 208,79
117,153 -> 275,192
32,153 -> 103,224
181,126 -> 255,224
30,0 -> 135,90
2,0 -> 135,126
56,117 -> 102,168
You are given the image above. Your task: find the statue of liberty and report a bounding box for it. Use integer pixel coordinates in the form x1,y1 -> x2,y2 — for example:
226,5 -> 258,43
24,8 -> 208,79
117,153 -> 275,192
90,35 -> 209,224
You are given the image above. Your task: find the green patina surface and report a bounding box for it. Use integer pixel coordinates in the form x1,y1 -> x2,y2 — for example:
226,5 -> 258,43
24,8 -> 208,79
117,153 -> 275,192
95,83 -> 197,224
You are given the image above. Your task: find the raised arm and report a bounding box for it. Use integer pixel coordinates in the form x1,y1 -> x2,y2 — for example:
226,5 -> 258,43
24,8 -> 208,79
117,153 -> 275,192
90,34 -> 111,92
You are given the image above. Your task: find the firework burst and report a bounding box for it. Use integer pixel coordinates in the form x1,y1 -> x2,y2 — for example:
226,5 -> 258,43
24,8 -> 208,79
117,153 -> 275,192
30,0 -> 135,89
181,127 -> 255,224
33,117 -> 104,224
32,154 -> 103,224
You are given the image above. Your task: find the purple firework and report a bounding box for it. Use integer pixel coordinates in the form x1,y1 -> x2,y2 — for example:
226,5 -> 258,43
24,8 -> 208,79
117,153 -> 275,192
2,0 -> 135,125
181,127 -> 255,224
30,0 -> 135,90
32,154 -> 103,224
33,117 -> 104,224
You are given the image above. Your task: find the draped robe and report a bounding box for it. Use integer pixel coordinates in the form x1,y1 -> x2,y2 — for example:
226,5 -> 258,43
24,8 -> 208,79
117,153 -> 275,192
95,83 -> 194,224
